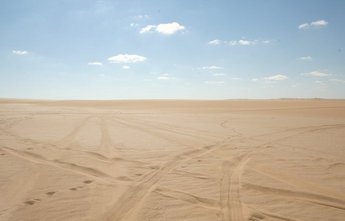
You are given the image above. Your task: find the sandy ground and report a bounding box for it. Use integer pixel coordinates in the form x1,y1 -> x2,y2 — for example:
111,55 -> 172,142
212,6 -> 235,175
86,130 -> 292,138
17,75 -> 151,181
0,99 -> 345,221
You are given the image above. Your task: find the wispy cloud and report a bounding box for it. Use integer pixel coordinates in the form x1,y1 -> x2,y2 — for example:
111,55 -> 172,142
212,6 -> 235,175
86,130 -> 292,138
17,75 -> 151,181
208,39 -> 270,46
140,22 -> 185,35
297,56 -> 312,61
157,76 -> 171,80
213,73 -> 225,76
130,23 -> 139,27
122,65 -> 130,69
157,73 -> 172,80
88,62 -> 103,66
140,25 -> 156,33
298,20 -> 328,30
132,14 -> 149,20
201,66 -> 224,70
12,50 -> 29,55
264,74 -> 288,81
303,71 -> 330,77
108,54 -> 147,63
204,81 -> 225,84
207,39 -> 221,45
329,78 -> 345,83
226,39 -> 258,46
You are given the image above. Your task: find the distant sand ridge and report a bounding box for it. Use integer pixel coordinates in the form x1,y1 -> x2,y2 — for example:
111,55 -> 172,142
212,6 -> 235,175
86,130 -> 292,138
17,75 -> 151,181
0,99 -> 345,221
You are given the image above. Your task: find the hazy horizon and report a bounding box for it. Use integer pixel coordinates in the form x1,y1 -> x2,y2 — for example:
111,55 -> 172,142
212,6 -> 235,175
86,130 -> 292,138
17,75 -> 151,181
1,0 -> 345,99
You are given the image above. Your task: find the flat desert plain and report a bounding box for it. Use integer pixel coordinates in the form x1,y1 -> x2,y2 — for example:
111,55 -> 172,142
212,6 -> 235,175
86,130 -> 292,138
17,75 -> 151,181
0,99 -> 345,221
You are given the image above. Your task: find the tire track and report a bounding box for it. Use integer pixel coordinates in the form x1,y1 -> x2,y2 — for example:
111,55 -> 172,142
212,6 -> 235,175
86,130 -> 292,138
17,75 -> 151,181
250,165 -> 345,205
104,139 -> 228,221
220,160 -> 231,221
57,116 -> 93,148
99,117 -> 113,156
243,183 -> 345,211
247,206 -> 302,221
109,117 -> 210,148
1,118 -> 147,167
220,157 -> 250,221
154,187 -> 220,211
172,169 -> 215,180
0,145 -> 126,184
104,123 -> 345,221
122,116 -> 223,140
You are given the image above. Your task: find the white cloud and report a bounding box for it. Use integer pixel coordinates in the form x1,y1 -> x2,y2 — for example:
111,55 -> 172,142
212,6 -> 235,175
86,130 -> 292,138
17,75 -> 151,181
251,78 -> 259,82
122,65 -> 130,69
139,25 -> 156,33
262,40 -> 271,44
298,56 -> 313,61
238,39 -> 257,45
213,73 -> 225,76
298,23 -> 309,29
12,50 -> 28,55
157,73 -> 172,80
88,62 -> 103,66
140,22 -> 185,35
201,66 -> 224,70
204,81 -> 225,84
130,23 -> 139,27
264,74 -> 288,81
314,80 -> 324,84
298,20 -> 328,29
311,20 -> 328,27
231,77 -> 241,80
303,71 -> 330,77
156,22 -> 185,35
157,76 -> 171,80
208,39 -> 221,45
226,40 -> 258,46
108,54 -> 147,64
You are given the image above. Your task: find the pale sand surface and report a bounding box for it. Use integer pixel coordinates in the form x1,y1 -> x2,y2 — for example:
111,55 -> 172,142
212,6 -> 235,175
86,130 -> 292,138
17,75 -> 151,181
0,99 -> 345,221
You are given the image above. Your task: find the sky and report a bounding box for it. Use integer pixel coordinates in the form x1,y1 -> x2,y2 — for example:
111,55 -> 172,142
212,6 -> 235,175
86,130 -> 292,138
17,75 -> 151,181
1,0 -> 345,99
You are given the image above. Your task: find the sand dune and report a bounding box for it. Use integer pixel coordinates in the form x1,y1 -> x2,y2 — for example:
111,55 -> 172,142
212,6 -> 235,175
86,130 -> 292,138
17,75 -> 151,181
0,99 -> 345,221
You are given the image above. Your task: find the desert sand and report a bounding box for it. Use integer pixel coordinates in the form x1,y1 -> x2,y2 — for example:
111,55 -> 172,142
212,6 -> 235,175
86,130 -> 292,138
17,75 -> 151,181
0,99 -> 345,221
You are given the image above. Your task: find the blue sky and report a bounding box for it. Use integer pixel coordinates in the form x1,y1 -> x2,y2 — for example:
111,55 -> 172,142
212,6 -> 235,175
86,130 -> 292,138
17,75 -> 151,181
1,0 -> 344,99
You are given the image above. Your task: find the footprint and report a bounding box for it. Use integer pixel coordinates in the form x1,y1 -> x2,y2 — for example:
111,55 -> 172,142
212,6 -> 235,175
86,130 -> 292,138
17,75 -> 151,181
135,173 -> 142,176
24,200 -> 36,205
248,213 -> 265,221
150,165 -> 159,170
70,186 -> 83,191
83,180 -> 93,184
46,191 -> 56,196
